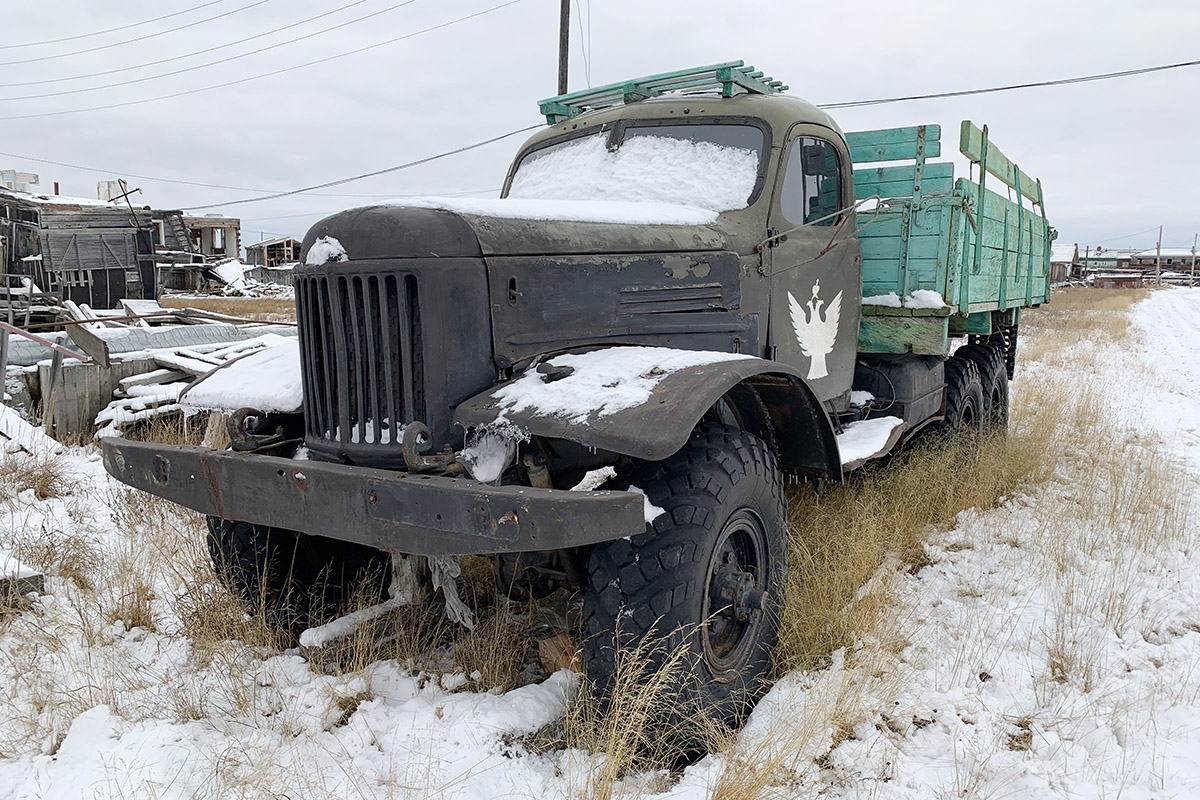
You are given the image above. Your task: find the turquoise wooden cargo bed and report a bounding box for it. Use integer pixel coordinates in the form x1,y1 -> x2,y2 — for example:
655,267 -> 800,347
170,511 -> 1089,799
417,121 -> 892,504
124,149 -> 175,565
847,121 -> 1055,355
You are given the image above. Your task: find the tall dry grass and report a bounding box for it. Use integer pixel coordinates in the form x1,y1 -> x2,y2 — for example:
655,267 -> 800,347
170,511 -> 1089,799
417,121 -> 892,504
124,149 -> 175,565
708,286 -> 1187,796
158,295 -> 296,324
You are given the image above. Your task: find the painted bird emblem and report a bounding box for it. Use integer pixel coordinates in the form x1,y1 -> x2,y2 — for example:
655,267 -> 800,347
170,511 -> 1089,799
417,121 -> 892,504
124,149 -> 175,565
788,280 -> 843,380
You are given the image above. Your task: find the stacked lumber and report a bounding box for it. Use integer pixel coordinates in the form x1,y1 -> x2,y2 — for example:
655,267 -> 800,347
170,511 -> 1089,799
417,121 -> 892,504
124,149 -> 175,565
94,335 -> 289,436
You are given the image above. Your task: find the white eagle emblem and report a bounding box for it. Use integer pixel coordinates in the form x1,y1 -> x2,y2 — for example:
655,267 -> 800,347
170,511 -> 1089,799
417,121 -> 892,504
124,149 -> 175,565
788,280 -> 843,380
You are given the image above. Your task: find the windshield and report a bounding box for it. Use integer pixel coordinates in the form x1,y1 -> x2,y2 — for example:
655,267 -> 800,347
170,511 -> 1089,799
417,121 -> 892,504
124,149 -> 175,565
508,123 -> 764,212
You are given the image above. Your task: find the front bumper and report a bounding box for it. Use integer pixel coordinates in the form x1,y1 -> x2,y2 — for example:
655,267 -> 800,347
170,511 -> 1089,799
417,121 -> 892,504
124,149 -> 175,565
102,439 -> 645,556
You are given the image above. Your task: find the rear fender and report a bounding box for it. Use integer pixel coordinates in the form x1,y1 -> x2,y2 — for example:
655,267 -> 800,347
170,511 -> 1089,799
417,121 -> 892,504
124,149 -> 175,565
453,348 -> 841,480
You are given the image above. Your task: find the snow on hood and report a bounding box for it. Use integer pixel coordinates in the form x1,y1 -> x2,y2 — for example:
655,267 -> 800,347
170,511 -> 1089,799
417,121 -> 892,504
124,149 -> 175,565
305,235 -> 349,265
381,196 -> 717,227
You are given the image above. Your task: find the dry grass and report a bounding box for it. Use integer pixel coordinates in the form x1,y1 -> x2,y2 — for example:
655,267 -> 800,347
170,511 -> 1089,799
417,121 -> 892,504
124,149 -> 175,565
1019,286 -> 1148,366
158,294 -> 296,324
0,448 -> 69,501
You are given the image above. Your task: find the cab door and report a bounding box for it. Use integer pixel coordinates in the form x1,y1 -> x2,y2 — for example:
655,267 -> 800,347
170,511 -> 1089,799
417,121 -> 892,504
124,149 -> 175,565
765,127 -> 862,406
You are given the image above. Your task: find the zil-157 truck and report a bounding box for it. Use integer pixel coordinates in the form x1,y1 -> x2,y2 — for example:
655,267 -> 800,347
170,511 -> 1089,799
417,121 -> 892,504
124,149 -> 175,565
103,61 -> 1053,727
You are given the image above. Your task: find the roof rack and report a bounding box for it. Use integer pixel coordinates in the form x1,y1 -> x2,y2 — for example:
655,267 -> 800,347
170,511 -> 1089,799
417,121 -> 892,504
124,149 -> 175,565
537,60 -> 788,124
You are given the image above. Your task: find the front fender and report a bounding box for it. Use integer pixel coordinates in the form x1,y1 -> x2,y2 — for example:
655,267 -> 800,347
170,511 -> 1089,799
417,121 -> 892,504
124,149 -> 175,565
453,347 -> 841,480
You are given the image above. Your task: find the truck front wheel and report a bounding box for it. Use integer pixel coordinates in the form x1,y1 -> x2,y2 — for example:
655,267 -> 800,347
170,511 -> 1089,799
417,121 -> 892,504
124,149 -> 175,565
581,423 -> 788,739
205,517 -> 392,636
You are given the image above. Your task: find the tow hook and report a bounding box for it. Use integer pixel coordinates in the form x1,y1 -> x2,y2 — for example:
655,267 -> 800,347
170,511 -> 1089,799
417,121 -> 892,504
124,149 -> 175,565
401,421 -> 461,474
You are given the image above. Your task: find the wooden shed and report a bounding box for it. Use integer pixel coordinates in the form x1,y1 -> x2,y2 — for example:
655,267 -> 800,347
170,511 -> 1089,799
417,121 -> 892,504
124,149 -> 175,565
1,187 -> 155,308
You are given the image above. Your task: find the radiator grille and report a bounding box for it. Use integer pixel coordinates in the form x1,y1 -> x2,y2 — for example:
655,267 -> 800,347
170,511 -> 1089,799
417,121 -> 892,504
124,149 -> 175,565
295,271 -> 424,453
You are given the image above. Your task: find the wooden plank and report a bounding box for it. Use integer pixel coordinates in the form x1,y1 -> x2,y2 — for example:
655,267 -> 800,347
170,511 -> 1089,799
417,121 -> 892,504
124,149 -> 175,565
857,316 -> 948,355
67,323 -> 110,368
846,125 -> 942,163
153,352 -> 217,377
854,162 -> 955,198
118,368 -> 190,389
959,121 -> 1040,204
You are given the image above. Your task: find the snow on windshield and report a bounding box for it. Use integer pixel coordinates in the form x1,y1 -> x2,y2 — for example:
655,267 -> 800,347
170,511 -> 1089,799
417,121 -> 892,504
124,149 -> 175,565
508,133 -> 759,212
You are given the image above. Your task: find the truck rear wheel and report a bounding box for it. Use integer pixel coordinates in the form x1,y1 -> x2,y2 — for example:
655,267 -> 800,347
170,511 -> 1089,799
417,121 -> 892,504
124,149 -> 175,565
206,517 -> 392,636
939,356 -> 985,435
581,423 -> 787,742
955,344 -> 1008,431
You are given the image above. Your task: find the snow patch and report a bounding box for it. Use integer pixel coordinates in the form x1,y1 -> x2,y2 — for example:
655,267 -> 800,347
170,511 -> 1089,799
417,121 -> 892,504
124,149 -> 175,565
627,485 -> 666,524
181,338 -> 303,413
904,289 -> 946,309
837,416 -> 904,466
305,235 -> 348,265
862,292 -> 902,307
849,390 -> 875,407
0,548 -> 39,581
457,432 -> 515,484
508,132 -> 759,213
385,196 -> 717,227
862,290 -> 947,309
489,346 -> 753,425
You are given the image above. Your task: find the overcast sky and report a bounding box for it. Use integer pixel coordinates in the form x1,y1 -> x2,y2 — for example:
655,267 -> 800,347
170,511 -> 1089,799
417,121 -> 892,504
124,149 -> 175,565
3,0 -> 1198,254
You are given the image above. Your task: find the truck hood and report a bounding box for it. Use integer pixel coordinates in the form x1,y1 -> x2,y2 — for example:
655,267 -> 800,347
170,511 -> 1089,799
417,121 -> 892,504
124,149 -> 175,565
302,199 -> 729,260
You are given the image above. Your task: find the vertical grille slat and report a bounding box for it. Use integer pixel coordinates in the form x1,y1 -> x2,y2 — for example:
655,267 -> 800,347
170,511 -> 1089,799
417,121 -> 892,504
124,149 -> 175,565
347,276 -> 368,443
364,276 -> 383,445
297,268 -> 424,459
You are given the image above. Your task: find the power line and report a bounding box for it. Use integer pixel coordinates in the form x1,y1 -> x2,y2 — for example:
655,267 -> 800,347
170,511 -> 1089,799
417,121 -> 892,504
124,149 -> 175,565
240,189 -> 502,221
0,1 -> 272,67
0,0 -> 231,50
820,58 -> 1200,109
0,147 -> 497,199
0,0 -> 377,89
0,0 -> 524,120
182,127 -> 540,211
2,0 -> 417,102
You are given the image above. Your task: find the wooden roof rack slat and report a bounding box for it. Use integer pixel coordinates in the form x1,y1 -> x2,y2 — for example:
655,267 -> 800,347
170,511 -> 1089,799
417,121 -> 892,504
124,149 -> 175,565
537,60 -> 788,124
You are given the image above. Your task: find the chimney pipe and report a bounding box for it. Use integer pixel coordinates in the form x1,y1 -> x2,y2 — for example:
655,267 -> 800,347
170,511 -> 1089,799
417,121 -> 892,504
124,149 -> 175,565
53,181 -> 59,195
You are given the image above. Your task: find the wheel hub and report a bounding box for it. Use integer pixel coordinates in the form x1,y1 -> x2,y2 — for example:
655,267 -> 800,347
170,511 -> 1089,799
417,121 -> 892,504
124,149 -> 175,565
702,510 -> 769,681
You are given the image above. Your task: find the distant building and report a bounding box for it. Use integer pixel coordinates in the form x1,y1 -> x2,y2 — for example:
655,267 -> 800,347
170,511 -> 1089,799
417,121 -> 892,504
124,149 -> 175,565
1078,247 -> 1138,272
1050,243 -> 1079,281
181,214 -> 241,260
246,237 -> 303,269
0,182 -> 155,309
1131,248 -> 1199,270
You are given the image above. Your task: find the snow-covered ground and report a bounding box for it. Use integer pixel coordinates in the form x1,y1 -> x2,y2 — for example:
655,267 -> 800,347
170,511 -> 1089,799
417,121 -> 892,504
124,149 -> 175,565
1,289 -> 1199,798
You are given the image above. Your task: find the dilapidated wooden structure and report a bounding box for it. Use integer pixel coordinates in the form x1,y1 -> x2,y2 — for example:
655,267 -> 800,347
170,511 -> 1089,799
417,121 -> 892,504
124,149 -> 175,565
1,187 -> 156,312
245,237 -> 302,269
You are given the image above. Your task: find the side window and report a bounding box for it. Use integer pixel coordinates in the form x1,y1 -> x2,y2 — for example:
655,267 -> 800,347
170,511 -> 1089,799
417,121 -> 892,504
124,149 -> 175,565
779,137 -> 842,226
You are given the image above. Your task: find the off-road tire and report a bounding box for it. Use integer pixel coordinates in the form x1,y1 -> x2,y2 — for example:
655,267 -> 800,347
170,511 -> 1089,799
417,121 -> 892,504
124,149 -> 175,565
955,344 -> 1008,431
938,356 -> 985,435
582,423 -> 788,740
206,517 -> 392,636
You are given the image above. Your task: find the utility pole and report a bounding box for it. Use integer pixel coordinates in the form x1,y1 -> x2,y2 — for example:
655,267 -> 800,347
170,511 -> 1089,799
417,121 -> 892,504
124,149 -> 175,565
1155,225 -> 1163,286
557,0 -> 570,95
1191,233 -> 1197,288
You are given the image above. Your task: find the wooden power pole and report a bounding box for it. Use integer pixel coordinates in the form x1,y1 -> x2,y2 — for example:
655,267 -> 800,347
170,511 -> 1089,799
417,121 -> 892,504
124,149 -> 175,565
1191,233 -> 1197,288
1155,225 -> 1163,286
557,0 -> 570,95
